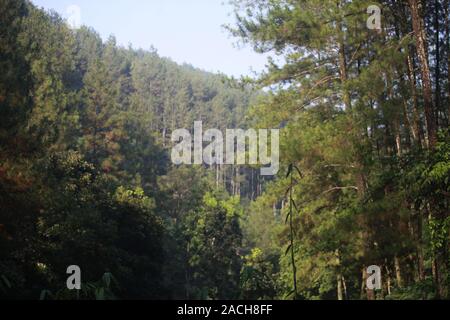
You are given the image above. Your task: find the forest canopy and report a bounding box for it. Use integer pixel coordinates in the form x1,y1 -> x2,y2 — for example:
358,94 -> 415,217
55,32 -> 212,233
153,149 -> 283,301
0,0 -> 449,300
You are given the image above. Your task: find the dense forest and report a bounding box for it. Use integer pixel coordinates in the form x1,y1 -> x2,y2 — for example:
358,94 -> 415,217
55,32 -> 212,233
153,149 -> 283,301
1,0 -> 449,300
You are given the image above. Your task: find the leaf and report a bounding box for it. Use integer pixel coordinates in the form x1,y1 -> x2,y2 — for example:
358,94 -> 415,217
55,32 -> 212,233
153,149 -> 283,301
286,164 -> 293,178
285,244 -> 292,256
285,186 -> 292,198
292,199 -> 299,212
293,165 -> 304,179
1,275 -> 11,289
285,288 -> 296,299
95,287 -> 105,300
285,212 -> 291,224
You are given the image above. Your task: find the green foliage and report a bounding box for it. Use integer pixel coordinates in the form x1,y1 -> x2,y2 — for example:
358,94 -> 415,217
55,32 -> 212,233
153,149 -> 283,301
0,1 -> 253,300
1,0 -> 449,301
231,0 -> 450,300
186,192 -> 243,299
240,248 -> 278,299
40,272 -> 119,300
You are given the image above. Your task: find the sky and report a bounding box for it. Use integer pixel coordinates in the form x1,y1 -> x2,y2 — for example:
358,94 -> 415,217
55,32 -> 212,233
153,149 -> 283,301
31,0 -> 269,77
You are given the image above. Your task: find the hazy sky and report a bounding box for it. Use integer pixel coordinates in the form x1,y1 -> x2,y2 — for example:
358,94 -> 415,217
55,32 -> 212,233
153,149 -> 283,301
31,0 -> 269,77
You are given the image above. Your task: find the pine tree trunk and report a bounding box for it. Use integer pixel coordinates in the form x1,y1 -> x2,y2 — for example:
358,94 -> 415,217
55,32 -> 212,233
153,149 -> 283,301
408,0 -> 437,148
406,54 -> 423,146
216,164 -> 220,188
445,0 -> 450,125
337,274 -> 344,300
336,249 -> 344,300
394,255 -> 403,288
432,258 -> 441,299
394,111 -> 402,155
434,0 -> 441,127
162,112 -> 167,147
416,205 -> 426,281
235,166 -> 240,196
342,275 -> 348,300
338,35 -> 351,110
402,99 -> 414,148
385,264 -> 392,296
336,0 -> 351,112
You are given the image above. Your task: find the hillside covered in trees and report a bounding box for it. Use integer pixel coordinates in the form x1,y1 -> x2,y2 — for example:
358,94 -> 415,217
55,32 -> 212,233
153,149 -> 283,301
1,0 -> 450,300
